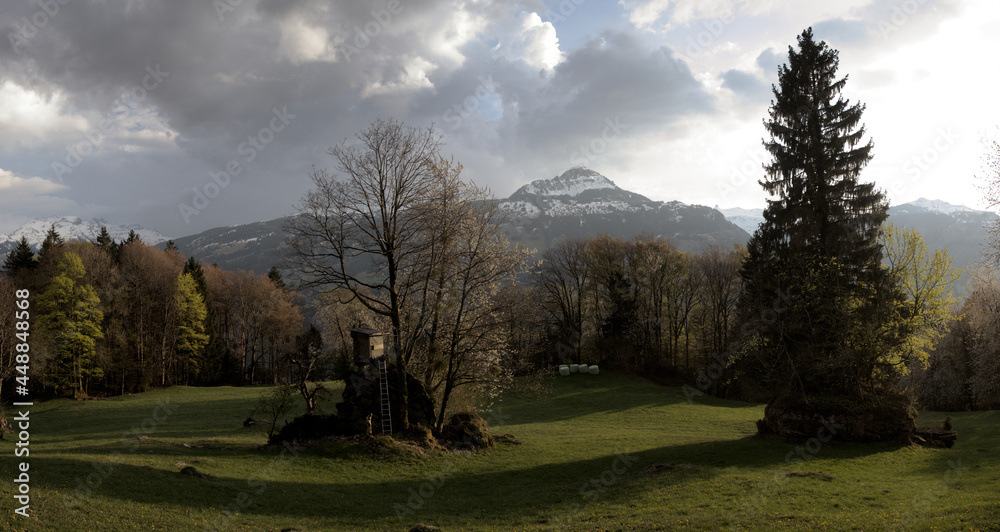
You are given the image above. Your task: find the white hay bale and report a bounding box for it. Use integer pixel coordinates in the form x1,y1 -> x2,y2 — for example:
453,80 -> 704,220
578,364 -> 589,374
559,366 -> 571,377
589,365 -> 599,375
569,364 -> 579,373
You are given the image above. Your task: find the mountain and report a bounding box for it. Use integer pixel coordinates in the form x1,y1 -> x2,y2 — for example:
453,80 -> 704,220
165,167 -> 748,273
0,216 -> 169,255
500,167 -> 749,253
168,217 -> 290,273
718,207 -> 765,235
718,200 -> 999,297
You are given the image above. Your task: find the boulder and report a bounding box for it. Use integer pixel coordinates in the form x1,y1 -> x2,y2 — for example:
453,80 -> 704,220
440,412 -> 493,450
757,391 -> 917,443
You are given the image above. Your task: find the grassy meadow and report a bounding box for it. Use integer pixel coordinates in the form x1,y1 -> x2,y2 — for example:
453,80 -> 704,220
1,373 -> 998,531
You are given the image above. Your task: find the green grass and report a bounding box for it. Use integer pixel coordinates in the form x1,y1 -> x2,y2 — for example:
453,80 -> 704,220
2,375 -> 998,531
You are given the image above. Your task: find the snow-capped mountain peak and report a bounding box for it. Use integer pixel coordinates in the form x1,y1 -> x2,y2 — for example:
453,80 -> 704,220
0,216 -> 169,251
501,167 -> 660,219
903,198 -> 980,215
520,167 -> 619,197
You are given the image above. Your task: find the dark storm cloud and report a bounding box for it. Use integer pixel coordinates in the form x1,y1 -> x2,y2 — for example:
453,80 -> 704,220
514,31 -> 713,157
0,0 -> 715,236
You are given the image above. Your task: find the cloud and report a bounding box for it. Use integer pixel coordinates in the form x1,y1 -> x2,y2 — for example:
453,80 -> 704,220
720,69 -> 771,104
622,0 -> 742,30
812,18 -> 869,47
492,11 -> 564,71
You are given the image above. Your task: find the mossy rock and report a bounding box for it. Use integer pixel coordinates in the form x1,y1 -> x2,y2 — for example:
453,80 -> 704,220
440,412 -> 493,450
759,390 -> 917,443
337,364 -> 436,435
269,414 -> 347,445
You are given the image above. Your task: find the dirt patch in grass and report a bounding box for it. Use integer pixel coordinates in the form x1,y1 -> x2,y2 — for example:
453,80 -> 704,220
640,463 -> 699,475
785,471 -> 838,481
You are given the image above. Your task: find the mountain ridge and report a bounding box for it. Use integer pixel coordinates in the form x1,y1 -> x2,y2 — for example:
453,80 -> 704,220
0,216 -> 169,252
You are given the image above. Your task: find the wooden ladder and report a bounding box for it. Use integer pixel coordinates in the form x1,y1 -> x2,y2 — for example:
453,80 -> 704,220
378,358 -> 392,436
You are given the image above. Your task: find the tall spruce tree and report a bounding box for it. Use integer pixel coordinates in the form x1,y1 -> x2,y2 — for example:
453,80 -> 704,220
738,28 -> 911,441
3,237 -> 36,276
39,224 -> 65,258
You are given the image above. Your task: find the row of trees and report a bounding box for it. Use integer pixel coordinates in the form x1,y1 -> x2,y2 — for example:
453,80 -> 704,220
2,227 -> 307,397
533,235 -> 742,376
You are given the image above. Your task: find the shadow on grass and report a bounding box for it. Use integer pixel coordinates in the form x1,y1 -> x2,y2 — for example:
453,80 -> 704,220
25,431 -> 903,526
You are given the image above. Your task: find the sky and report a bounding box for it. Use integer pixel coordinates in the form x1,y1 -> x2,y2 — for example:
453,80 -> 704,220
1,0 -> 998,238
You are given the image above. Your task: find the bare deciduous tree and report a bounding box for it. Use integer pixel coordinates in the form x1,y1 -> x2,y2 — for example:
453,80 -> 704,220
286,119 -> 527,429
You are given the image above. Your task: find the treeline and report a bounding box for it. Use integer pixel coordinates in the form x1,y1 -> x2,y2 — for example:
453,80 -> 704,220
1,226 -> 307,398
910,265 -> 1000,410
520,234 -> 742,385
508,231 -> 1000,411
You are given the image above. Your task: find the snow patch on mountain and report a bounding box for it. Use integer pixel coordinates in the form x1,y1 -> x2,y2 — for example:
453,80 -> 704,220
898,198 -> 982,215
0,216 -> 169,250
520,166 -> 618,197
719,207 -> 764,235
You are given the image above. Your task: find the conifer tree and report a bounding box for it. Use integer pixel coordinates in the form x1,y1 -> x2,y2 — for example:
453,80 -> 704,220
95,226 -> 113,250
38,224 -> 65,260
3,237 -> 36,276
737,28 -> 911,440
174,272 -> 209,383
183,257 -> 226,384
267,266 -> 285,290
36,252 -> 104,397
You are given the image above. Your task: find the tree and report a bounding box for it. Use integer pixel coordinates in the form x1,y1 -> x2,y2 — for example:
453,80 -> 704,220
3,237 -> 36,277
38,224 -> 65,258
36,252 -> 104,397
536,239 -> 590,365
174,272 -> 210,383
267,266 -> 285,290
695,245 -> 743,369
286,119 -> 529,430
0,276 -> 20,402
413,158 -> 529,430
880,223 -> 961,371
287,119 -> 443,369
286,118 -> 446,429
980,130 -> 1000,262
966,264 -> 1000,408
287,325 -> 328,415
738,28 -> 911,439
